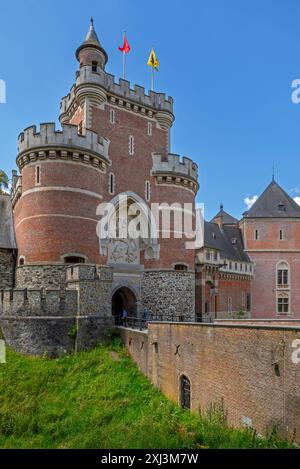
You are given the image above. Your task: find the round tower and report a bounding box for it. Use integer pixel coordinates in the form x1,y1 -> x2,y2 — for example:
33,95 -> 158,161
76,18 -> 108,70
13,123 -> 111,288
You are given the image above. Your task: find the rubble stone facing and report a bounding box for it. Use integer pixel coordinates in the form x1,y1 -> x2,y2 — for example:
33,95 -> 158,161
0,249 -> 15,289
0,264 -> 114,356
142,271 -> 195,321
16,265 -> 67,289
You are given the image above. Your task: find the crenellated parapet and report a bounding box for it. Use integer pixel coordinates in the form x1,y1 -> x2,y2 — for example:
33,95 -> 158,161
17,123 -> 111,171
60,66 -> 174,129
0,288 -> 78,317
151,153 -> 199,193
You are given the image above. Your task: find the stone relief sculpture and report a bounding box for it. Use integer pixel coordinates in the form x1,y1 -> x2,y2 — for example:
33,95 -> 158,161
108,238 -> 139,264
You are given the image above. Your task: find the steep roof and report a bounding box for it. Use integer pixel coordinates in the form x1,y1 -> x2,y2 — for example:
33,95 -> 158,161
0,194 -> 16,249
243,179 -> 300,218
210,205 -> 238,225
83,18 -> 101,47
204,221 -> 250,262
76,19 -> 108,64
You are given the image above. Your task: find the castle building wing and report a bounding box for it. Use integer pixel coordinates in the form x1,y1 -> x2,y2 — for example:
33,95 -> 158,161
0,194 -> 16,250
204,221 -> 250,263
243,179 -> 300,218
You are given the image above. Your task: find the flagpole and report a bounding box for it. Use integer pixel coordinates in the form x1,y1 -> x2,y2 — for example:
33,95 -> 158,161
151,45 -> 154,91
123,31 -> 126,80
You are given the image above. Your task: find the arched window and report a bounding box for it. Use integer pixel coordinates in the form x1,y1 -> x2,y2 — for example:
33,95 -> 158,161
180,375 -> 191,410
19,256 -> 25,266
277,261 -> 289,287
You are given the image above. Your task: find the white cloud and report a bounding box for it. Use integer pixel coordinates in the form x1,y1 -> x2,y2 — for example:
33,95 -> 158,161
244,195 -> 258,210
294,197 -> 300,206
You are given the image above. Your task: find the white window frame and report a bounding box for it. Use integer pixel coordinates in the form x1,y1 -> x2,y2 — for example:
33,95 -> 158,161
108,172 -> 115,195
145,180 -> 151,202
35,164 -> 41,186
110,109 -> 116,124
276,260 -> 290,288
129,135 -> 135,156
147,122 -> 152,136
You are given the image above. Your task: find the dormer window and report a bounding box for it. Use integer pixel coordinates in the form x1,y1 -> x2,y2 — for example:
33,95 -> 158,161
231,237 -> 237,245
92,61 -> 98,72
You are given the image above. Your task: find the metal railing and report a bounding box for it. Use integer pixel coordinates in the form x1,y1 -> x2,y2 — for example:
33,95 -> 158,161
114,315 -> 148,330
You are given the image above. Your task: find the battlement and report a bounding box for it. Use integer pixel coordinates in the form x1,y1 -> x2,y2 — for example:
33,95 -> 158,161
0,288 -> 78,317
66,264 -> 113,283
18,123 -> 110,160
151,153 -> 199,193
60,65 -> 174,117
152,153 -> 198,180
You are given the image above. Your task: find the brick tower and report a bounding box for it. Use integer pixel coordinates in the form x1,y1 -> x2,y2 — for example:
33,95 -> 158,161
240,178 -> 300,318
1,20 -> 199,355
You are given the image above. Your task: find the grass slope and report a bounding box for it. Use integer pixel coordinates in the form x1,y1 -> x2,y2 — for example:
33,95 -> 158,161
0,341 -> 291,449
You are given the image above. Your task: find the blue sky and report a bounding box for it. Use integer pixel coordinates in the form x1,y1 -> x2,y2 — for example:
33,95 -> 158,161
1,0 -> 300,220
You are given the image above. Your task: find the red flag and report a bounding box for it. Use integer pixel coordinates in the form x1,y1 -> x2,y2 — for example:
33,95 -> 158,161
118,35 -> 131,54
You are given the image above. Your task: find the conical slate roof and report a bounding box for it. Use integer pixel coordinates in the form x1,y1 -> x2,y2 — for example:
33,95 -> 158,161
211,205 -> 238,225
83,18 -> 101,47
76,19 -> 108,64
243,179 -> 300,218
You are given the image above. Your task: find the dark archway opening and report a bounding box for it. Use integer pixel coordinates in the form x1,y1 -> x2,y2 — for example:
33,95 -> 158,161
180,375 -> 191,410
112,287 -> 137,325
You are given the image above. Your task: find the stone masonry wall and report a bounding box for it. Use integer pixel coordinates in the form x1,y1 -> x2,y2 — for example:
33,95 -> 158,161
16,265 -> 67,289
119,322 -> 300,442
0,264 -> 114,356
142,271 -> 195,321
0,249 -> 15,289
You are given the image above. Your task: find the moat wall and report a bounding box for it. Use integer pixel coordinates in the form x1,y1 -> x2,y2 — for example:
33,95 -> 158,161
119,322 -> 300,442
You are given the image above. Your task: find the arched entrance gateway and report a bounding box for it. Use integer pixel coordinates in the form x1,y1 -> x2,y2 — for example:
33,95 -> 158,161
112,287 -> 137,325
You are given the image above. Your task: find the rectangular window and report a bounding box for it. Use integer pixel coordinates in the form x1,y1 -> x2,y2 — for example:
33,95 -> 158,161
110,109 -> 115,124
147,122 -> 152,136
278,297 -> 289,313
206,251 -> 210,261
129,135 -> 135,155
255,229 -> 259,240
214,251 -> 217,261
92,61 -> 98,72
35,165 -> 41,185
246,293 -> 251,311
279,229 -> 283,240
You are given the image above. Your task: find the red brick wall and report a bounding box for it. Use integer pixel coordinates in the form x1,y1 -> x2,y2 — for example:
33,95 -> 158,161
120,322 -> 300,442
241,219 -> 300,318
14,161 -> 106,263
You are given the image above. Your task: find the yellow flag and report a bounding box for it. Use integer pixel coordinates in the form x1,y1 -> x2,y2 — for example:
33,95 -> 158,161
147,48 -> 159,71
